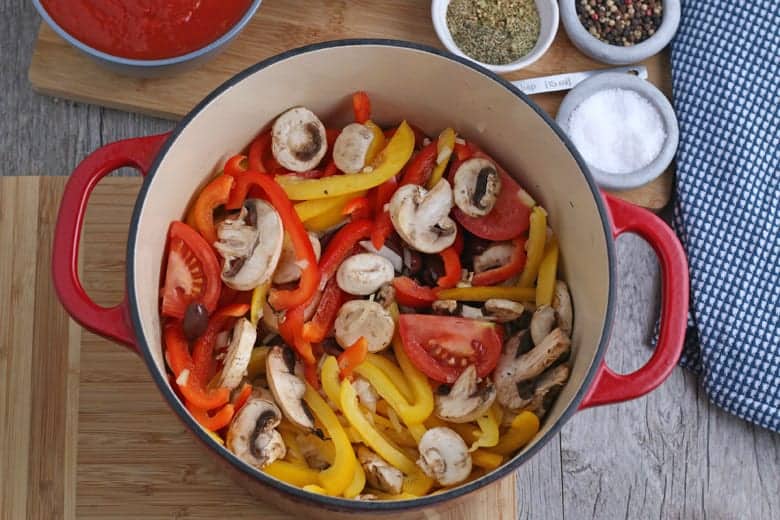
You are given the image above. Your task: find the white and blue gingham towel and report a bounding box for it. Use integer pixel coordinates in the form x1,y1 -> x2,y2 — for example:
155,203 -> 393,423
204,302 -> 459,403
670,0 -> 779,431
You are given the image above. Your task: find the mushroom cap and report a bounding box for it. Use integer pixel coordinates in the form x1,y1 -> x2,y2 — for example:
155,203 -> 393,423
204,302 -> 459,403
434,365 -> 497,423
416,427 -> 472,486
266,346 -> 315,430
336,253 -> 395,296
530,305 -> 556,346
452,157 -> 502,218
215,199 -> 284,291
552,280 -> 573,336
334,300 -> 395,353
271,107 -> 328,172
473,242 -> 515,273
484,298 -> 526,323
273,232 -> 321,284
226,397 -> 285,469
389,181 -> 457,254
217,318 -> 257,390
333,123 -> 375,174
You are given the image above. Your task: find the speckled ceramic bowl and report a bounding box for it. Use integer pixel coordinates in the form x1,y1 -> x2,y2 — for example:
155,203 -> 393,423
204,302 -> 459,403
560,0 -> 680,65
556,72 -> 679,190
431,0 -> 559,73
32,0 -> 263,77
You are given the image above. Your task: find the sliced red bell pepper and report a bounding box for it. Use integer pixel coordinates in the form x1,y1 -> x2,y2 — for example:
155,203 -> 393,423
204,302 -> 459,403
248,131 -> 271,173
227,172 -> 320,310
453,140 -> 478,161
191,303 -> 250,384
352,91 -> 371,124
187,401 -> 235,432
399,139 -> 438,187
453,230 -> 465,255
279,303 -> 316,365
370,177 -> 399,249
472,238 -> 528,286
392,276 -> 438,308
233,383 -> 253,414
318,219 -> 374,279
301,277 -> 345,343
342,195 -> 372,220
338,337 -> 368,379
224,154 -> 248,177
187,174 -> 234,245
164,322 -> 192,377
322,160 -> 339,177
437,246 -> 462,289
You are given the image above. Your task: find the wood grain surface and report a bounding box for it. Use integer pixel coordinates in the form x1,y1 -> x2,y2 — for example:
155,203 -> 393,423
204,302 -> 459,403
3,2 -> 778,519
27,0 -> 672,210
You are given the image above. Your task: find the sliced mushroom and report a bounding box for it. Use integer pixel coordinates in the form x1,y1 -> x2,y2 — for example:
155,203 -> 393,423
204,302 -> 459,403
495,328 -> 571,410
389,180 -> 457,254
227,398 -> 286,469
336,253 -> 395,296
297,433 -> 331,470
460,304 -> 486,320
432,299 -> 460,315
266,346 -> 315,430
374,283 -> 396,309
217,318 -> 257,390
353,376 -> 378,414
215,199 -> 284,291
358,446 -> 404,494
435,365 -> 496,423
530,305 -> 556,346
452,158 -> 501,217
334,300 -> 395,353
484,299 -> 526,323
333,123 -> 375,174
416,427 -> 472,486
552,281 -> 573,337
526,364 -> 570,418
473,242 -> 515,273
273,232 -> 321,284
359,240 -> 403,272
271,107 -> 327,172
262,299 -> 282,333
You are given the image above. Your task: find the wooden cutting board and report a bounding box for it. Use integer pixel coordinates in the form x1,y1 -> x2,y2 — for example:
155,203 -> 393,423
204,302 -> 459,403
0,176 -> 514,519
28,0 -> 673,210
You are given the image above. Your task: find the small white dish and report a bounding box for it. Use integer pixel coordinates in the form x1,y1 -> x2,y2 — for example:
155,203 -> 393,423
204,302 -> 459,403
556,72 -> 679,191
431,0 -> 559,73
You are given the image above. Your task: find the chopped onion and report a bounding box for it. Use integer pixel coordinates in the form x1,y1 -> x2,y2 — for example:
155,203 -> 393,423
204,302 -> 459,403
176,369 -> 190,386
516,187 -> 536,208
359,240 -> 403,272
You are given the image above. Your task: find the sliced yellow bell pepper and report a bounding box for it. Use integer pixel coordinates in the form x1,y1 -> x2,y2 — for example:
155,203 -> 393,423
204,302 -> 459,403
392,338 -> 435,423
536,237 -> 559,307
246,346 -> 269,380
340,378 -> 418,475
402,468 -> 435,496
407,423 -> 427,444
518,206 -> 548,288
491,411 -> 540,456
304,208 -> 346,232
427,127 -> 456,189
320,356 -> 342,410
303,484 -> 328,495
264,460 -> 319,487
343,460 -> 366,499
372,491 -> 421,500
364,121 -> 386,165
365,353 -> 414,402
470,407 -> 499,451
472,449 -> 503,470
436,286 -> 536,302
278,427 -> 305,465
276,121 -> 415,200
304,384 -> 357,496
354,361 -> 425,425
250,283 -> 269,326
294,191 -> 363,223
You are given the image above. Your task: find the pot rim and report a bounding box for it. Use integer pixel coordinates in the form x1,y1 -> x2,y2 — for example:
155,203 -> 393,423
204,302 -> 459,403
126,39 -> 617,513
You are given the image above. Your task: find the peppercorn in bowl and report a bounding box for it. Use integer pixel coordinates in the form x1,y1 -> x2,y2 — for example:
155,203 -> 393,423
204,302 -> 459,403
52,40 -> 689,517
560,0 -> 681,65
432,0 -> 560,72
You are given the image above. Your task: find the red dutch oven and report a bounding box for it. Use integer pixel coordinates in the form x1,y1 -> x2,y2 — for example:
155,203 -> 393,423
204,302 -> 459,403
52,41 -> 689,518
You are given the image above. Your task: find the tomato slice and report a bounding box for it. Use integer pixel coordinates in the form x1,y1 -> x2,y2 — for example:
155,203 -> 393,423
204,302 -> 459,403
398,314 -> 503,383
449,150 -> 531,241
161,221 -> 222,319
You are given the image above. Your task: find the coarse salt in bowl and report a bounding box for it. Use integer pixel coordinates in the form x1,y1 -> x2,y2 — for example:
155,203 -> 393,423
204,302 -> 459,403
431,0 -> 559,73
555,72 -> 679,191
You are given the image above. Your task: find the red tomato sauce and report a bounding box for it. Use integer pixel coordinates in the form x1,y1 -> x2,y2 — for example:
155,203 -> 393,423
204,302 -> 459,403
40,0 -> 254,60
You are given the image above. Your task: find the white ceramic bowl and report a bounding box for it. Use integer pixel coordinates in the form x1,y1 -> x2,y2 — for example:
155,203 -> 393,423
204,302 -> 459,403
431,0 -> 559,73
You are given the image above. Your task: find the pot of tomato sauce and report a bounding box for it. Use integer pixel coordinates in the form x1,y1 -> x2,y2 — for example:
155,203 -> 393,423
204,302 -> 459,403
33,0 -> 263,76
52,41 -> 689,517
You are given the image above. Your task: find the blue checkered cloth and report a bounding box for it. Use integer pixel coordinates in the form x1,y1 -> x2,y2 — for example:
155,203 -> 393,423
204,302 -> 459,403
670,1 -> 779,431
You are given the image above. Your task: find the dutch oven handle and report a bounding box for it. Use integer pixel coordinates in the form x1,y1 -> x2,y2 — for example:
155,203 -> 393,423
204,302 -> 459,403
52,133 -> 170,352
579,194 -> 689,409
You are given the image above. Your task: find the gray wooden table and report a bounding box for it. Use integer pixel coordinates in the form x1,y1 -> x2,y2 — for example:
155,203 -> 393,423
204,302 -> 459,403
3,3 -> 777,519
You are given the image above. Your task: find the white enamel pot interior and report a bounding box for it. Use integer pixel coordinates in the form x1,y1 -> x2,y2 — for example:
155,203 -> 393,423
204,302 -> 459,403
127,40 -> 615,516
